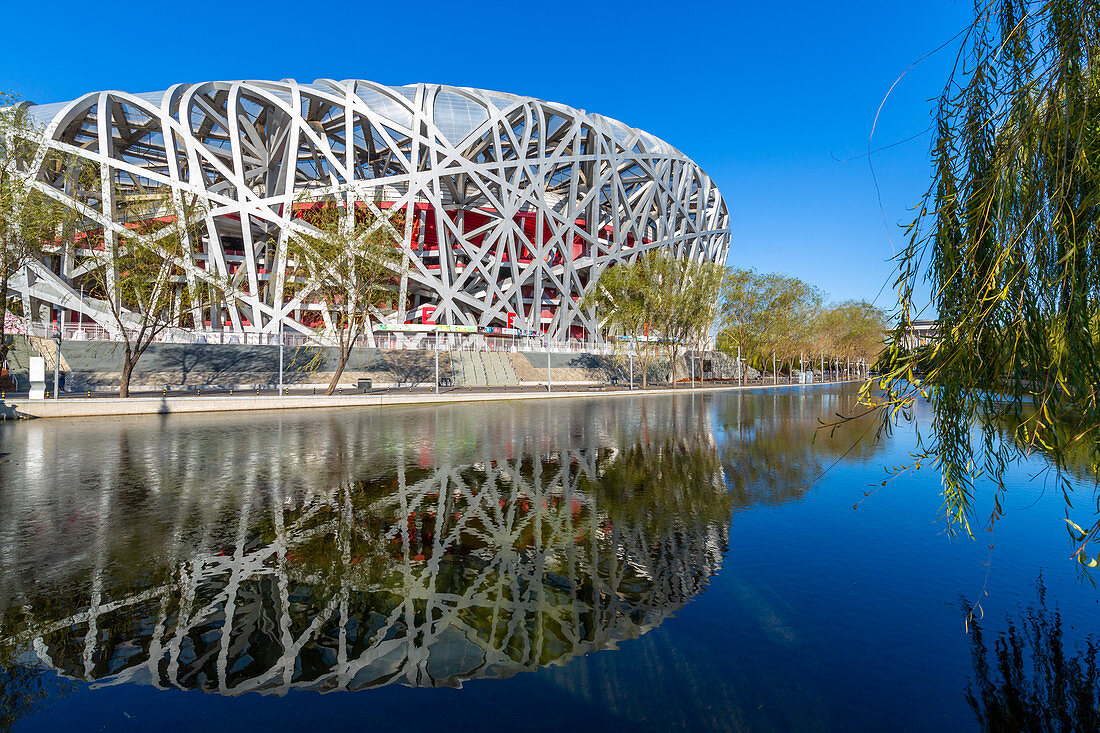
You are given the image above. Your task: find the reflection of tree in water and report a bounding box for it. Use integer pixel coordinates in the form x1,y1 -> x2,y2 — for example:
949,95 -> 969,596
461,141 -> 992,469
966,577 -> 1100,732
0,399 -> 730,696
989,409 -> 1100,488
0,660 -> 74,730
716,388 -> 884,508
586,440 -> 728,534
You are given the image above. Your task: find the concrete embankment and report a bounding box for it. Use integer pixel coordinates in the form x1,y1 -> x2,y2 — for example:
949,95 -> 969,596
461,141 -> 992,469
3,339 -> 750,392
5,339 -> 445,391
0,380 -> 860,421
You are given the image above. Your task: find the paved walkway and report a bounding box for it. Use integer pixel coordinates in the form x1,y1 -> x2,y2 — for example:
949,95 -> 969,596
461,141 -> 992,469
0,379 -> 863,420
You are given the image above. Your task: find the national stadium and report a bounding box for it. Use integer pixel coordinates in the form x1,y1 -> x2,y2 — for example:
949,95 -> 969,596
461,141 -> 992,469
12,79 -> 730,344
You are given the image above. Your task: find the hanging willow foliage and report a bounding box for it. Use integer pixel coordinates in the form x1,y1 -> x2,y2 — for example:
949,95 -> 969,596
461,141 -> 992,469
873,0 -> 1100,544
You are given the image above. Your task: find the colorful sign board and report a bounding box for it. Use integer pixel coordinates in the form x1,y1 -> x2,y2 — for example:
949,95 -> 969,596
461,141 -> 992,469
374,323 -> 478,333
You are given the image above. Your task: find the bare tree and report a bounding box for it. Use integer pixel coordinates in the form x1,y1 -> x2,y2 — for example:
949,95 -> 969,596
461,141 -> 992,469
84,191 -> 215,397
0,94 -> 71,365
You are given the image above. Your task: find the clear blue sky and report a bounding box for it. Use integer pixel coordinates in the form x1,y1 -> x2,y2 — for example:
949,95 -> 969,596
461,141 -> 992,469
0,0 -> 973,314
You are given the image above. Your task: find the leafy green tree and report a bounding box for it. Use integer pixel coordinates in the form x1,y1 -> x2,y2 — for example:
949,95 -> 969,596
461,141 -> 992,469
583,252 -> 662,387
770,277 -> 823,376
815,300 -> 888,364
651,255 -> 726,383
716,268 -> 768,372
287,197 -> 404,395
875,0 -> 1100,544
717,269 -> 822,377
585,252 -> 724,386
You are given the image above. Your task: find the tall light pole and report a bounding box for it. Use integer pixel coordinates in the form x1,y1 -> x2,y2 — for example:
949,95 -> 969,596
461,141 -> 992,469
278,315 -> 284,396
546,336 -> 551,393
52,320 -> 62,399
737,344 -> 742,386
629,351 -> 634,390
435,329 -> 440,394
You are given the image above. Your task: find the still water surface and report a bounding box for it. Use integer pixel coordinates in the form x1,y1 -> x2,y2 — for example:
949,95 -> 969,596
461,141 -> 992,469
0,386 -> 1096,731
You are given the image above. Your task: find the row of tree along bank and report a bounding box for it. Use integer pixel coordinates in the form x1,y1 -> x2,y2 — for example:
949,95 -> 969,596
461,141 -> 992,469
583,252 -> 887,388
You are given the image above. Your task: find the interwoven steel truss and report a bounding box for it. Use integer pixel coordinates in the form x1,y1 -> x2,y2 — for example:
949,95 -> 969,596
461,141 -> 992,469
15,79 -> 730,341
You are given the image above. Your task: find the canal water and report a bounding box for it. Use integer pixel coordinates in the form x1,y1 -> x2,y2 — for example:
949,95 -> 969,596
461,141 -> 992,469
0,386 -> 1095,731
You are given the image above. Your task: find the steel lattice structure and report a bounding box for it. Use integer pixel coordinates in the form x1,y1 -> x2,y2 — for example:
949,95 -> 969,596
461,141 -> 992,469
14,79 -> 730,342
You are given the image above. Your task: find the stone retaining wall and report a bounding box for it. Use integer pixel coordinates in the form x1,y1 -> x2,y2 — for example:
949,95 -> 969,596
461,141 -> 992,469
2,337 -> 750,392
3,339 -> 449,390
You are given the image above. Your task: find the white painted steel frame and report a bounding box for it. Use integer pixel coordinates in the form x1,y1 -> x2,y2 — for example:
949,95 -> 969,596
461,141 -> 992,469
15,80 -> 730,342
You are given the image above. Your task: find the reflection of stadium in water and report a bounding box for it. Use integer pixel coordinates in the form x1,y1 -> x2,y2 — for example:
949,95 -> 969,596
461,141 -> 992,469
0,398 -> 730,695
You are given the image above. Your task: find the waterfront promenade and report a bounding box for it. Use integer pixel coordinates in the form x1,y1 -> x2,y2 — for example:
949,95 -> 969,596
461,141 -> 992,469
0,379 -> 858,420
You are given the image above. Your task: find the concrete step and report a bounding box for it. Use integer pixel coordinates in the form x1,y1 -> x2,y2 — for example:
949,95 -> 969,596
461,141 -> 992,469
445,351 -> 519,387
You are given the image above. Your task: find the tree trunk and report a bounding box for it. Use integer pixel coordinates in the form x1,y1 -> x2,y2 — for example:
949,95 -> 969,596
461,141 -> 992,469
120,345 -> 135,398
326,340 -> 352,395
0,268 -> 9,366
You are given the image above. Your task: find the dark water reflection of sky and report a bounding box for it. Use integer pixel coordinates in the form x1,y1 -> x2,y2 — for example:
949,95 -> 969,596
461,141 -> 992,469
0,386 -> 1095,731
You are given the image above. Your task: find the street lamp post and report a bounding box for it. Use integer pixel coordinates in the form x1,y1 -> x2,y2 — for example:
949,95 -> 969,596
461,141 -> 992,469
629,352 -> 634,390
52,322 -> 62,400
278,316 -> 284,396
546,337 -> 551,393
435,329 -> 440,395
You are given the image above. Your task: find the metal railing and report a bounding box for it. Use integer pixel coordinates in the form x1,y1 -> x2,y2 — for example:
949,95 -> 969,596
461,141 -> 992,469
14,321 -> 622,355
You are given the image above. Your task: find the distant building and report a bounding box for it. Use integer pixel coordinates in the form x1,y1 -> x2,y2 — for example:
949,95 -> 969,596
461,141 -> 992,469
898,319 -> 939,349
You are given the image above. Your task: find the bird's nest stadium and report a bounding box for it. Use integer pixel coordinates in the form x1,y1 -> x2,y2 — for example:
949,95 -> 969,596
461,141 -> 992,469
12,79 -> 730,344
